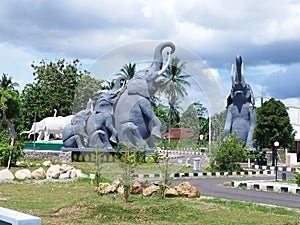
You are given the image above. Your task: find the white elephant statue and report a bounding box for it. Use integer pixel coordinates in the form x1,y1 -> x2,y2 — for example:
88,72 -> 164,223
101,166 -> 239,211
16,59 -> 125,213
22,115 -> 74,141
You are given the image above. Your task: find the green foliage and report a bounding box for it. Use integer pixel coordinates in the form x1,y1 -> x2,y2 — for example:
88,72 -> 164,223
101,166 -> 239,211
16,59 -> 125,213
254,98 -> 294,150
1,89 -> 20,119
211,110 -> 227,142
146,151 -> 159,164
213,133 -> 247,171
295,171 -> 300,186
20,59 -> 87,129
158,57 -> 191,131
158,154 -> 173,198
118,146 -> 144,202
181,102 -> 208,141
117,62 -> 136,80
0,74 -> 21,143
72,74 -> 103,113
0,131 -> 23,166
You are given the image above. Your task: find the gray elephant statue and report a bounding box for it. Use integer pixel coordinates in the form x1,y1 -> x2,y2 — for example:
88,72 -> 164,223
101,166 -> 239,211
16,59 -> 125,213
224,55 -> 256,148
113,41 -> 176,148
62,99 -> 94,149
86,76 -> 126,149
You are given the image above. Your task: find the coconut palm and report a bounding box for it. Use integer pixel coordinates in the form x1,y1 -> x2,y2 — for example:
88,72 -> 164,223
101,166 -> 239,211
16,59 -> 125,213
158,57 -> 191,145
0,73 -> 19,91
117,62 -> 136,80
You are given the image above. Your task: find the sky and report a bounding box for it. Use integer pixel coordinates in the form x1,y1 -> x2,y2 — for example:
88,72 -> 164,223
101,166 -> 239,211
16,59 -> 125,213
1,0 -> 300,112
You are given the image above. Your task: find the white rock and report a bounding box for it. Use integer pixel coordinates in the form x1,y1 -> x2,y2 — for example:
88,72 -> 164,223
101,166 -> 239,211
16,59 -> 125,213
59,170 -> 71,179
46,164 -> 61,179
60,163 -> 73,173
0,169 -> 14,180
15,169 -> 32,180
75,169 -> 84,178
42,160 -> 52,167
69,169 -> 77,179
32,167 -> 46,180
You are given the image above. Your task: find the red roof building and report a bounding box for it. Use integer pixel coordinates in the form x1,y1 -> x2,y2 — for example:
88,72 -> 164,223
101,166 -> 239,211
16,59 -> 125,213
161,128 -> 195,139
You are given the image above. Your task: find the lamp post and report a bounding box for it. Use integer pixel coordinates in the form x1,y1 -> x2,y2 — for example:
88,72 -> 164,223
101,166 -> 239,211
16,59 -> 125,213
274,141 -> 279,182
199,134 -> 204,146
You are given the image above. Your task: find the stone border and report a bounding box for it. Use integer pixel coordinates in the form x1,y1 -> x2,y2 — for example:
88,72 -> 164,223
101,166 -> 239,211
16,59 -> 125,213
232,180 -> 300,194
133,170 -> 274,179
252,165 -> 299,172
23,150 -> 71,162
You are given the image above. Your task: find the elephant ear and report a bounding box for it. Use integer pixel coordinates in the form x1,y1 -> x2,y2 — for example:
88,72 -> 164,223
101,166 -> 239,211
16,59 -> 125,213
127,78 -> 150,98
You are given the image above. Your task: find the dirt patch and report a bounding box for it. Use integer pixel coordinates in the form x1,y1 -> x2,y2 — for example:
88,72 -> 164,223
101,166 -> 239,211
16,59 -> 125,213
54,201 -> 87,217
0,195 -> 12,200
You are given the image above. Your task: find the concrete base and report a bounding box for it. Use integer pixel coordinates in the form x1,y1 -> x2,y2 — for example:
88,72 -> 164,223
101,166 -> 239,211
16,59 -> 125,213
232,180 -> 300,194
0,207 -> 41,225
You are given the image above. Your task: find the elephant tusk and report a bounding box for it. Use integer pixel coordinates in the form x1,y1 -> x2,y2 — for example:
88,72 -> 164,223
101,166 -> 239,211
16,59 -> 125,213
117,80 -> 127,94
231,64 -> 235,87
241,62 -> 246,87
157,51 -> 171,76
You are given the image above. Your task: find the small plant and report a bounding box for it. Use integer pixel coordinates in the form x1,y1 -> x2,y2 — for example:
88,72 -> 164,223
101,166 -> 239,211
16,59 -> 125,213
118,145 -> 141,202
158,153 -> 172,198
0,141 -> 24,167
94,147 -> 103,187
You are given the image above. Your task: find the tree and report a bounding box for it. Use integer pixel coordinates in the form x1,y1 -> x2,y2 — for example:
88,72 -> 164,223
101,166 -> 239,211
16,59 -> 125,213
254,98 -> 294,166
214,132 -> 248,171
117,62 -> 136,80
158,57 -> 191,144
72,74 -> 103,113
0,74 -> 20,145
181,102 -> 208,141
211,110 -> 227,142
0,73 -> 19,91
20,59 -> 88,129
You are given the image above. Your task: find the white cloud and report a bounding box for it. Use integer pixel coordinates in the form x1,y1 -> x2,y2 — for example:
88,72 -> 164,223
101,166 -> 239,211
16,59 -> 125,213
0,0 -> 299,103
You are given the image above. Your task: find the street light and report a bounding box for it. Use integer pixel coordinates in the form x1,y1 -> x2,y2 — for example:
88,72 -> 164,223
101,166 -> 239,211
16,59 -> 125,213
274,141 -> 279,182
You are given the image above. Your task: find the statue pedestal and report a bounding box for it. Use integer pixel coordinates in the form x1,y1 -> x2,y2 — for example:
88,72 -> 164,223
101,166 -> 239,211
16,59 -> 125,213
61,147 -> 154,162
24,141 -> 63,151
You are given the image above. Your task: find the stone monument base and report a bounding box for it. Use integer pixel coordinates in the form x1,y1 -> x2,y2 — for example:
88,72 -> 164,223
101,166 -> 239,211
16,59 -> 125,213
61,147 -> 155,162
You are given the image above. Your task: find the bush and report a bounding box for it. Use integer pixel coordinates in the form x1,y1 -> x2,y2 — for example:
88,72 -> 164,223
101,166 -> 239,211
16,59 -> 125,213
213,133 -> 247,172
295,171 -> 300,186
0,141 -> 24,167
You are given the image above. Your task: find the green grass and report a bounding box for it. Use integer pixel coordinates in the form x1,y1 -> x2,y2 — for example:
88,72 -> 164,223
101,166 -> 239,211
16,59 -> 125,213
0,179 -> 299,225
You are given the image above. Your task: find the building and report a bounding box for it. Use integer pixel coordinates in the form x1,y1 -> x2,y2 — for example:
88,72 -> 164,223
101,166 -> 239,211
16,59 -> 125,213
286,104 -> 300,165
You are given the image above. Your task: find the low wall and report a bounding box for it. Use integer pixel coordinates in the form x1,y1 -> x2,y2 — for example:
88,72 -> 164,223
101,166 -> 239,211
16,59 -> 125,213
23,150 -> 72,162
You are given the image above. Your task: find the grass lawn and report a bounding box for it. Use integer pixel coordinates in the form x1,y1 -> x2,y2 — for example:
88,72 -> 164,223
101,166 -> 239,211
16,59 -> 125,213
0,159 -> 299,224
0,178 -> 299,224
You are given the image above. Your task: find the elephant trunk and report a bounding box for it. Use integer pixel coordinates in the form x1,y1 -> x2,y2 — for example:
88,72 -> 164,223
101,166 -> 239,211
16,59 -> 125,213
151,41 -> 176,73
232,55 -> 246,88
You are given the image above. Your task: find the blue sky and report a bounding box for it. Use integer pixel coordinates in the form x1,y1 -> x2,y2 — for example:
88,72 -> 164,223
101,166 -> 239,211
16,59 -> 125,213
1,0 -> 300,111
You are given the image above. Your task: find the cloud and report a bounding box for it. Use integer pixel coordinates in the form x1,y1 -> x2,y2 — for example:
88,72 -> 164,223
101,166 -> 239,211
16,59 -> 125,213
0,0 -> 299,103
263,63 -> 300,99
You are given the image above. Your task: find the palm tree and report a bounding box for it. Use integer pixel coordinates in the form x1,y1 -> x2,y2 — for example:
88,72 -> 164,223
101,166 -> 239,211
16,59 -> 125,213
117,62 -> 136,80
158,57 -> 191,145
0,73 -> 19,91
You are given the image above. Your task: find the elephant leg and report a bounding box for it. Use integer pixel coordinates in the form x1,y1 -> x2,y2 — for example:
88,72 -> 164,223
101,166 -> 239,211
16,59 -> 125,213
104,117 -> 117,143
122,122 -> 148,148
150,116 -> 162,138
88,130 -> 106,148
37,131 -> 44,141
74,135 -> 85,150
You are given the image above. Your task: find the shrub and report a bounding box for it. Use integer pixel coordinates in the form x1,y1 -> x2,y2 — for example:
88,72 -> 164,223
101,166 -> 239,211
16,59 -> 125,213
295,171 -> 300,186
214,133 -> 247,172
0,141 -> 24,167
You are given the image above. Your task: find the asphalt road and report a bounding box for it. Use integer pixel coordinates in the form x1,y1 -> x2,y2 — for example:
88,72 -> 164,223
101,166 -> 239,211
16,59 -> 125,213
172,176 -> 300,209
